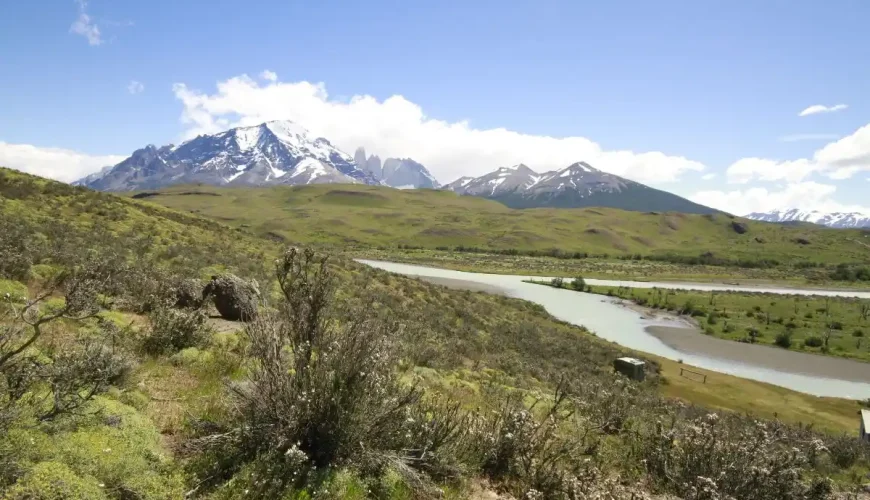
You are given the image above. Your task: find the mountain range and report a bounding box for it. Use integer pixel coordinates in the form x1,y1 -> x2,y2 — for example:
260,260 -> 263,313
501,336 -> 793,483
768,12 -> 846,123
745,209 -> 870,229
354,147 -> 438,189
75,121 -> 437,191
442,162 -> 718,214
74,121 -> 713,216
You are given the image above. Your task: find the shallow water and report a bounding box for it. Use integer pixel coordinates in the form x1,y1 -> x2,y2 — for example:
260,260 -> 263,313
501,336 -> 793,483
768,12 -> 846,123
359,259 -> 870,399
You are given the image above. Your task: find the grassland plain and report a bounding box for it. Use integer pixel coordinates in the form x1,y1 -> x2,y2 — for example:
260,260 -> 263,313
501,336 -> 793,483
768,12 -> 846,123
4,168 -> 870,497
589,284 -> 870,360
128,183 -> 870,268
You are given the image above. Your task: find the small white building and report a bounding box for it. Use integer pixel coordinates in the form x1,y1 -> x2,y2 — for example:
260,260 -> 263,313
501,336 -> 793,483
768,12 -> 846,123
861,410 -> 870,442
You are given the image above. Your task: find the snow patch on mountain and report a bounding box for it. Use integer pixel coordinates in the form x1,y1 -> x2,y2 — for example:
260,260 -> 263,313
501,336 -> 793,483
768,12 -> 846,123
745,209 -> 870,229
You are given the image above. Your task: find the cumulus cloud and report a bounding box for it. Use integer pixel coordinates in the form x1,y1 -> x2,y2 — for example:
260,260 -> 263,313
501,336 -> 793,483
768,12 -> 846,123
127,80 -> 144,94
0,142 -> 125,183
171,73 -> 706,184
798,104 -> 848,117
701,173 -> 717,180
70,0 -> 102,46
691,181 -> 869,216
725,124 -> 870,184
778,133 -> 839,143
260,70 -> 278,82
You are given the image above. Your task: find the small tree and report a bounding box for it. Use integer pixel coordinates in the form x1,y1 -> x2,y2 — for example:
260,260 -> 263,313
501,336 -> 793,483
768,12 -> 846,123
571,276 -> 585,291
1,256 -> 126,429
551,277 -> 564,288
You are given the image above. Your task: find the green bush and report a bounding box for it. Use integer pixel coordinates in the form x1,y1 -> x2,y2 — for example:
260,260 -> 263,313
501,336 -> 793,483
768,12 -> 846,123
853,329 -> 865,338
142,306 -> 212,355
550,277 -> 564,288
570,276 -> 585,291
803,336 -> 823,348
774,332 -> 792,348
830,321 -> 843,330
2,461 -> 108,500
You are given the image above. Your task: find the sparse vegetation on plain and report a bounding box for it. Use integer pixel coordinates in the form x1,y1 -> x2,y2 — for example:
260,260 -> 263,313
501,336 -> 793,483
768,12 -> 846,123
4,167 -> 870,498
578,284 -> 870,362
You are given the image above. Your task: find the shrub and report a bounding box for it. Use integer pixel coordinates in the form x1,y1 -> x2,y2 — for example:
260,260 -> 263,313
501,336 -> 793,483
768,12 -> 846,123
641,413 -> 832,500
2,461 -> 108,500
550,277 -> 564,288
774,332 -> 793,348
142,306 -> 212,355
707,312 -> 719,325
804,312 -> 814,319
723,323 -> 735,333
187,249 -> 467,497
803,336 -> 823,348
830,321 -> 843,330
853,329 -> 864,338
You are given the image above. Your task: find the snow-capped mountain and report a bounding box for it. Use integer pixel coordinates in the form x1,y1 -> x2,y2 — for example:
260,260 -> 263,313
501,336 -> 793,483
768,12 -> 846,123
445,164 -> 541,197
76,121 -> 377,191
745,209 -> 870,229
444,162 -> 718,214
353,147 -> 439,189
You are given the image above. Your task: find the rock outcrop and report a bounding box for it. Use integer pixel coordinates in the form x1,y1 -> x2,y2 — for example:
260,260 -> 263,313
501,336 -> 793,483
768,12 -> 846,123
202,274 -> 260,321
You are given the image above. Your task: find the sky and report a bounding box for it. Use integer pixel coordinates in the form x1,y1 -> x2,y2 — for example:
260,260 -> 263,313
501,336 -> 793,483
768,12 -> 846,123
1,0 -> 869,215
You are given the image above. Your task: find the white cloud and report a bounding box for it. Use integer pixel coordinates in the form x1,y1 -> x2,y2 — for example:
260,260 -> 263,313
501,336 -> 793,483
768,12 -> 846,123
778,133 -> 839,143
701,173 -> 717,180
259,70 -> 278,82
172,73 -> 706,184
798,104 -> 848,117
725,124 -> 870,184
691,182 -> 870,216
0,142 -> 125,183
127,80 -> 144,94
70,0 -> 102,46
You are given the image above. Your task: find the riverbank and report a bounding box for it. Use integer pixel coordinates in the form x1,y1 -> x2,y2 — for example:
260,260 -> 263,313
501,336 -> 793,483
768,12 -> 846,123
399,267 -> 867,433
647,325 -> 870,383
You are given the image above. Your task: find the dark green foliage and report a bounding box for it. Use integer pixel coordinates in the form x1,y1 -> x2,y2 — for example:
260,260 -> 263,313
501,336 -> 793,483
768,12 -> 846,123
775,331 -> 793,348
853,329 -> 864,338
570,276 -> 585,291
550,277 -> 563,288
803,336 -> 824,348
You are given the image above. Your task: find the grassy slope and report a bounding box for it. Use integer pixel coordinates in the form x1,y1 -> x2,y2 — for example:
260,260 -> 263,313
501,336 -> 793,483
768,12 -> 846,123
1,168 -> 864,436
130,183 -> 870,265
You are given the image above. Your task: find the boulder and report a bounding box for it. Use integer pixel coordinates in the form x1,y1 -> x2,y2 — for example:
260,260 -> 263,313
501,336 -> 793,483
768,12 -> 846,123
202,274 -> 259,321
173,278 -> 204,309
731,221 -> 749,234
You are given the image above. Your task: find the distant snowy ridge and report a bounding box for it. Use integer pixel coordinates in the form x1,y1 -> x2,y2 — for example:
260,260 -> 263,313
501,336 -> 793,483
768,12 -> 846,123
76,120 -> 377,191
442,162 -> 717,214
745,209 -> 870,229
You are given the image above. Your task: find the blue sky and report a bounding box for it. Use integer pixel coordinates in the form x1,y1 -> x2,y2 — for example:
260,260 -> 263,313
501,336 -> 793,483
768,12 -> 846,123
1,0 -> 869,214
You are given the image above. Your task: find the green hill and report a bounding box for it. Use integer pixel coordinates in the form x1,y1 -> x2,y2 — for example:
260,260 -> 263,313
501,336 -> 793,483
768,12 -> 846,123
129,182 -> 870,265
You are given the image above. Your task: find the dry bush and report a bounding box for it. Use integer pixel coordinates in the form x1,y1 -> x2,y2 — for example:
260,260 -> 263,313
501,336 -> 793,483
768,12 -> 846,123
641,412 -> 833,500
186,248 -> 467,498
